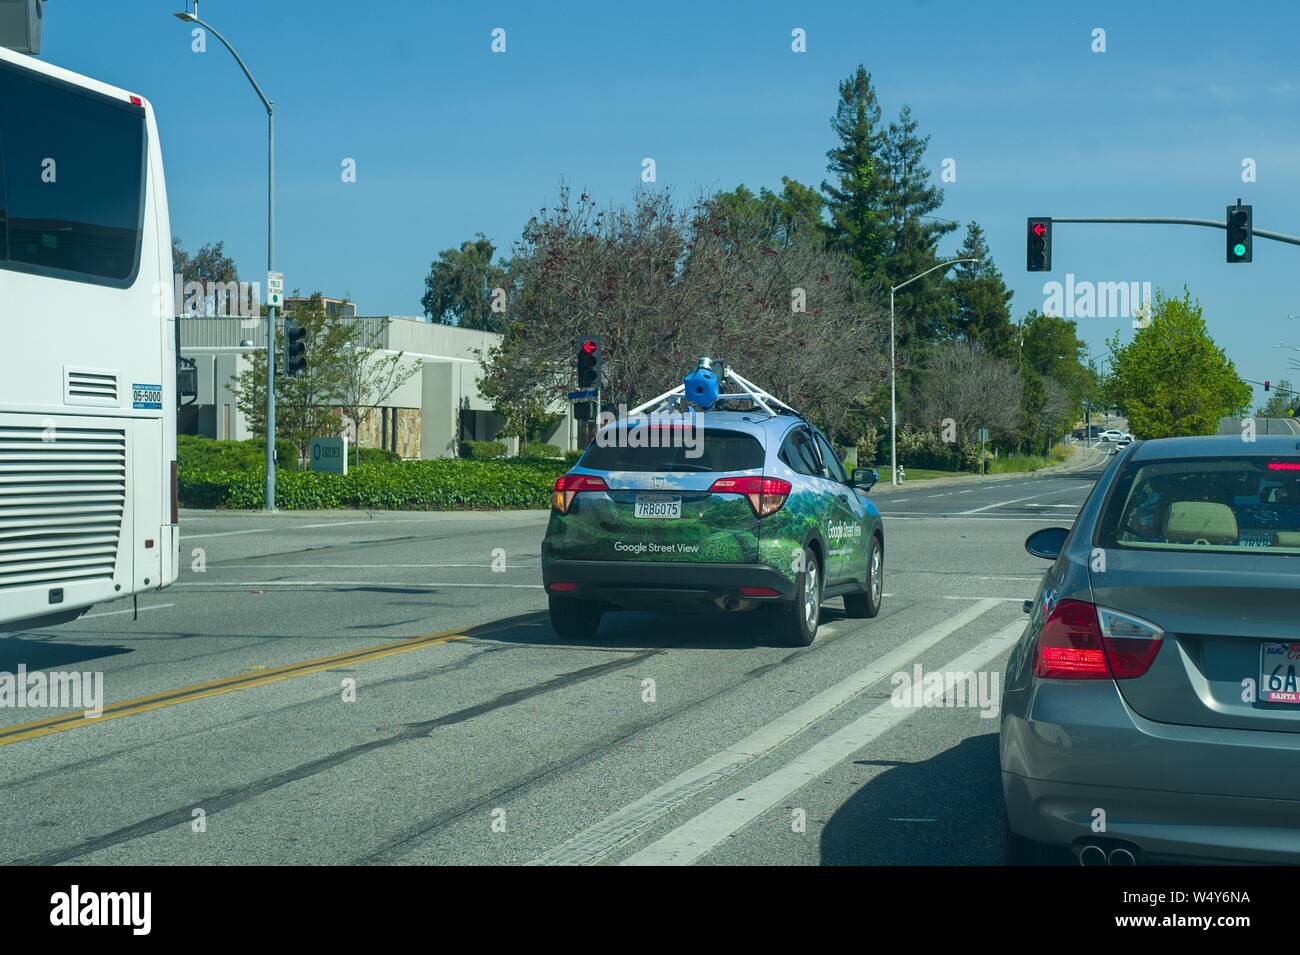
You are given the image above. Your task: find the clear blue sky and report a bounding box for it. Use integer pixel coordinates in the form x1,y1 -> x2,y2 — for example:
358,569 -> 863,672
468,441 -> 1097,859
41,0 -> 1300,407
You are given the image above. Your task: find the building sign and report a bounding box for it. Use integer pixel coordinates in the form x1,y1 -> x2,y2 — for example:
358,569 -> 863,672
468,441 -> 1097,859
310,436 -> 348,474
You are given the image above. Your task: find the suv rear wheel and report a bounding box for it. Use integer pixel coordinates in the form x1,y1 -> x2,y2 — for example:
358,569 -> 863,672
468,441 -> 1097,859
548,594 -> 604,641
775,546 -> 821,647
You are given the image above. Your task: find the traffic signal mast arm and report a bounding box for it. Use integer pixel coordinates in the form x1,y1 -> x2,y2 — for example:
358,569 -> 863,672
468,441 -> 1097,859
1049,216 -> 1300,247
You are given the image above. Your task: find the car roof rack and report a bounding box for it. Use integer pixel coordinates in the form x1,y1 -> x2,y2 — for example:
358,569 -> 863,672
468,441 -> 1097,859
627,358 -> 805,420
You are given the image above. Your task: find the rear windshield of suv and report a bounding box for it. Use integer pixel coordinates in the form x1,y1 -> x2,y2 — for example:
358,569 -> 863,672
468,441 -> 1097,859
578,427 -> 764,472
1099,457 -> 1300,555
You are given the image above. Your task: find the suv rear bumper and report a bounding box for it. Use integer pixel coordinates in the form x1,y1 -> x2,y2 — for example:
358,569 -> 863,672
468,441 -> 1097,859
543,559 -> 795,610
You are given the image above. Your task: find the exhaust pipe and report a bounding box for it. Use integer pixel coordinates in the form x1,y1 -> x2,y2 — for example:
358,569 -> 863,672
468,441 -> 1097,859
1078,845 -> 1108,866
1108,847 -> 1136,866
722,596 -> 741,611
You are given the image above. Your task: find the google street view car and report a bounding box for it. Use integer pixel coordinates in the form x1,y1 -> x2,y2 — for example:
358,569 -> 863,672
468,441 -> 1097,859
541,360 -> 885,646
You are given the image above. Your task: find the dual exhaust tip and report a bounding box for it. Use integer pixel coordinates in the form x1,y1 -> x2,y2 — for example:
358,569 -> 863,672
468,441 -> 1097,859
1079,844 -> 1136,866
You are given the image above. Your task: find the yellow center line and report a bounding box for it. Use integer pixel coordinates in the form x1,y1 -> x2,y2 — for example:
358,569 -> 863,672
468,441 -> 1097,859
0,630 -> 467,748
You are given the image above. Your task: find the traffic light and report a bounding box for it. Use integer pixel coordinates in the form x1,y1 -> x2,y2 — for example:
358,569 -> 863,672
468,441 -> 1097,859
284,319 -> 307,377
1265,380 -> 1271,392
577,337 -> 602,389
1226,203 -> 1252,263
1027,218 -> 1052,271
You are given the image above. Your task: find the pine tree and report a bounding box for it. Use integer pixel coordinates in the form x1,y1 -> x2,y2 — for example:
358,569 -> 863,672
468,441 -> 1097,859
947,222 -> 1016,358
821,67 -> 890,290
880,105 -> 958,347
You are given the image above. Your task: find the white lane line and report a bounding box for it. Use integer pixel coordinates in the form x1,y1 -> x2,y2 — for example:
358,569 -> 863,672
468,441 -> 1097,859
527,598 -> 1004,866
179,528 -> 274,540
79,603 -> 176,620
620,618 -> 1024,866
957,485 -> 1089,515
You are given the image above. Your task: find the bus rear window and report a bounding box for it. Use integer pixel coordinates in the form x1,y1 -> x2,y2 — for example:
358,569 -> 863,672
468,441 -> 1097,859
0,62 -> 145,285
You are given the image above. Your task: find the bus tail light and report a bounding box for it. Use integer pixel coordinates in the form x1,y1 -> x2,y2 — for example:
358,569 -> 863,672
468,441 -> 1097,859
170,460 -> 179,524
708,476 -> 791,517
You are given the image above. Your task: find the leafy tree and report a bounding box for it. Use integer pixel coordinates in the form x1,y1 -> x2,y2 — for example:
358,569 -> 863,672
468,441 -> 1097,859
946,222 -> 1016,358
1019,310 -> 1096,408
172,238 -> 242,316
713,178 -> 824,247
1104,289 -> 1252,438
231,293 -> 356,465
421,234 -> 510,332
821,66 -> 891,290
480,185 -> 889,444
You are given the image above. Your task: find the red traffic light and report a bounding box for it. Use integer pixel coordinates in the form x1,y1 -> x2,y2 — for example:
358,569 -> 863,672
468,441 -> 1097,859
582,339 -> 599,354
1032,222 -> 1046,237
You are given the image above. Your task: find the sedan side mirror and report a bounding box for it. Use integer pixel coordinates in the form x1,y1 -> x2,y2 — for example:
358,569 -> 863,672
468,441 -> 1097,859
1025,526 -> 1070,560
851,467 -> 879,491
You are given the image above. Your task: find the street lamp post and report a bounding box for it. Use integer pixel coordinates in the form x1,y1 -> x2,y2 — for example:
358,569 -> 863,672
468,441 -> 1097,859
889,258 -> 978,485
174,5 -> 278,510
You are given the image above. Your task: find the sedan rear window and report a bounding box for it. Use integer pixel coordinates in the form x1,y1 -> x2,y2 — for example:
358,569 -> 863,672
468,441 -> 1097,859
1099,457 -> 1300,555
578,427 -> 764,473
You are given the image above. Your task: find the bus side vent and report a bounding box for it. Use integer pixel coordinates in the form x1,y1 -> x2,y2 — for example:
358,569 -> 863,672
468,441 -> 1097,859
64,368 -> 120,407
0,426 -> 127,592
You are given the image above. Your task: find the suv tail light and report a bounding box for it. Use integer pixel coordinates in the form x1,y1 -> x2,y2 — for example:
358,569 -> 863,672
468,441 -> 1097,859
1035,599 -> 1164,679
553,473 -> 608,513
708,475 -> 791,517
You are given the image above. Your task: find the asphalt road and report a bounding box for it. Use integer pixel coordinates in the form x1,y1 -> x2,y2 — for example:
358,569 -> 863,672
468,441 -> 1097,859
0,447 -> 1111,866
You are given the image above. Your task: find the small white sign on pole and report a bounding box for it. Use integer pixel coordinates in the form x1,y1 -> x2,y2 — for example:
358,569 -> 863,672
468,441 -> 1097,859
310,435 -> 348,474
266,271 -> 284,310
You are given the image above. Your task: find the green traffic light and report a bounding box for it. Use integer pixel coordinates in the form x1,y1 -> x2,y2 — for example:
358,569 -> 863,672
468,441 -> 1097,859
1233,243 -> 1247,257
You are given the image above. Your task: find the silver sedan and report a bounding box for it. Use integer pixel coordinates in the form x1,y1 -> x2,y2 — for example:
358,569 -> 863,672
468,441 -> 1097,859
1002,435 -> 1300,865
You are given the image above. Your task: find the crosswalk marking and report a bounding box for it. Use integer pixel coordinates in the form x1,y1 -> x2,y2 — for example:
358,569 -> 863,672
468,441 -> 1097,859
620,618 -> 1024,865
527,599 -> 1006,866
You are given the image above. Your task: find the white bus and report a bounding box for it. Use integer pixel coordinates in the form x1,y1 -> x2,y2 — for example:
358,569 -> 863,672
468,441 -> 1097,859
0,44 -> 178,631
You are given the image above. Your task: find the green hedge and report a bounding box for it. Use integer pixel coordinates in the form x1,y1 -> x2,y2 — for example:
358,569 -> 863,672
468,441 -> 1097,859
179,435 -> 302,472
520,442 -> 563,459
460,439 -> 508,460
180,458 -> 568,510
179,435 -> 401,471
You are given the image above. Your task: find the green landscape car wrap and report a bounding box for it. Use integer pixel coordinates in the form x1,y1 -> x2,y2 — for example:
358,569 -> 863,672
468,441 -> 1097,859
541,412 -> 883,594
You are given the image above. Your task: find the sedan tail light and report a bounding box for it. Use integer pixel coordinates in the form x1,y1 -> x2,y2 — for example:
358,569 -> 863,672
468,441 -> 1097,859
1035,599 -> 1164,679
553,473 -> 608,513
708,475 -> 791,517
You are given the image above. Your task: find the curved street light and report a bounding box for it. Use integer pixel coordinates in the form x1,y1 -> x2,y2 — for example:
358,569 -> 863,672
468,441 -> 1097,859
889,258 -> 978,485
173,5 -> 279,510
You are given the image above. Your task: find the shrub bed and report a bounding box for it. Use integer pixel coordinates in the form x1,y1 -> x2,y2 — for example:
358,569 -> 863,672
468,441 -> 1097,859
180,458 -> 568,510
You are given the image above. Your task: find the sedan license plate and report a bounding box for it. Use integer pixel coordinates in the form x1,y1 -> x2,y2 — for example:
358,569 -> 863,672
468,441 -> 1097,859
634,494 -> 681,519
1260,642 -> 1300,703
